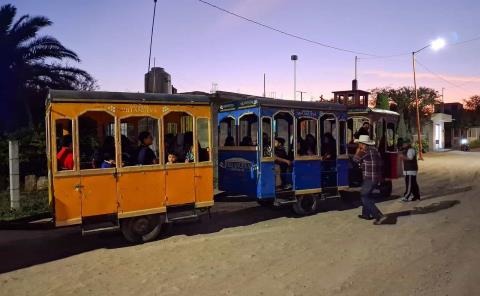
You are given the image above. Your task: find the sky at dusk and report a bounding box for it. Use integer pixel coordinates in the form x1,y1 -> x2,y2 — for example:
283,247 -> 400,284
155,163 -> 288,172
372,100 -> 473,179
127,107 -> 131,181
8,0 -> 480,102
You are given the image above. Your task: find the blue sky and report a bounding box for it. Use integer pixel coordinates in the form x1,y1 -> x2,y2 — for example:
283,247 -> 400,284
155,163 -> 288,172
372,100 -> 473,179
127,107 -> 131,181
9,0 -> 480,102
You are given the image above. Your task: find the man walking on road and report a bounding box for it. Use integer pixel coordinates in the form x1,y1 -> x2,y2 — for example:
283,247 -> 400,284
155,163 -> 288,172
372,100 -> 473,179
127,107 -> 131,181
354,135 -> 388,225
400,139 -> 421,202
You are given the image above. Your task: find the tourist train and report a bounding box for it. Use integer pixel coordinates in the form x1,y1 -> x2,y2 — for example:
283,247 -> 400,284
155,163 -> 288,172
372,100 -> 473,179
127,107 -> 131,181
46,84 -> 400,242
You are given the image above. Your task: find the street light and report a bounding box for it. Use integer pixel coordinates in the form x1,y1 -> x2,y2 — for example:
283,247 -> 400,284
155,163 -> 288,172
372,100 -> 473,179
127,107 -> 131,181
291,55 -> 298,100
412,38 -> 445,160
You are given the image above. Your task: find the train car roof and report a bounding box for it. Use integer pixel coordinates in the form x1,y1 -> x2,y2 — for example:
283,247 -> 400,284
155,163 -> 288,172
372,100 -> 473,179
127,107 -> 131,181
348,107 -> 400,116
212,91 -> 347,112
47,89 -> 211,105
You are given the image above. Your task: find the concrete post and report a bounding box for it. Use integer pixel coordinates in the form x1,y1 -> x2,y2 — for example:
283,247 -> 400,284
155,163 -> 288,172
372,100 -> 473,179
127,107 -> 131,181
9,140 -> 20,210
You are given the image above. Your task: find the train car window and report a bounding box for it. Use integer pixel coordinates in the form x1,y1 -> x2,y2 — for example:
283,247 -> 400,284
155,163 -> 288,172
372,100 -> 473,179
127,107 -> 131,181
297,118 -> 317,156
320,114 -> 337,160
387,122 -> 396,152
78,111 -> 116,170
262,117 -> 272,157
274,112 -> 294,159
197,118 -> 210,162
120,116 -> 159,167
219,117 -> 236,147
55,119 -> 74,171
339,121 -> 347,155
164,112 -> 194,163
239,114 -> 258,146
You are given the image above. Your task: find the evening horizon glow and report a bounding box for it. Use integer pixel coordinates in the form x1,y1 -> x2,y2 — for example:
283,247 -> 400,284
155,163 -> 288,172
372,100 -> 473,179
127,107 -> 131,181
8,0 -> 480,103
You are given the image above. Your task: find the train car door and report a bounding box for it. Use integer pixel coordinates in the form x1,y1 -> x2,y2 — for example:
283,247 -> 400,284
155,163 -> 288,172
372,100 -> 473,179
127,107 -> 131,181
258,116 -> 275,199
77,111 -> 118,218
164,111 -> 196,206
320,113 -> 338,189
194,117 -> 214,207
294,113 -> 322,193
52,116 -> 82,226
273,111 -> 295,193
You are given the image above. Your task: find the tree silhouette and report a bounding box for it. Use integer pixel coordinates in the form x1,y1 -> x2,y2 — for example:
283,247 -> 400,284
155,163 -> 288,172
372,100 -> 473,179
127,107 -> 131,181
0,4 -> 96,131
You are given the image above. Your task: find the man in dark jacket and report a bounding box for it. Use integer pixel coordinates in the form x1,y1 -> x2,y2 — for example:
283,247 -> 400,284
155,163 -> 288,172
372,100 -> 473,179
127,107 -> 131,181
400,138 -> 420,202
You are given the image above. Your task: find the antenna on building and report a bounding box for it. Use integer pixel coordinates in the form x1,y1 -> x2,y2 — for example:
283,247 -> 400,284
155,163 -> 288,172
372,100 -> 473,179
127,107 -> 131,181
147,0 -> 158,72
210,82 -> 218,94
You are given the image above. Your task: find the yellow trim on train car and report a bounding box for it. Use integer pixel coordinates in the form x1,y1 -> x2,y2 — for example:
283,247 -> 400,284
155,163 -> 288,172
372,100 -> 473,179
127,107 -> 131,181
295,188 -> 322,195
55,218 -> 82,227
118,207 -> 166,219
196,201 -> 214,208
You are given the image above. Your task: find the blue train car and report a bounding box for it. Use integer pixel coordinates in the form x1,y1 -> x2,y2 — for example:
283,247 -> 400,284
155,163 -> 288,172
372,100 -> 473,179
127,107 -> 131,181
215,92 -> 348,215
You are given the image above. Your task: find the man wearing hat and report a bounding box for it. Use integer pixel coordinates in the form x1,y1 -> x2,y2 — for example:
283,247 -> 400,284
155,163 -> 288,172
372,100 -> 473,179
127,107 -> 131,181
400,138 -> 421,202
354,135 -> 387,224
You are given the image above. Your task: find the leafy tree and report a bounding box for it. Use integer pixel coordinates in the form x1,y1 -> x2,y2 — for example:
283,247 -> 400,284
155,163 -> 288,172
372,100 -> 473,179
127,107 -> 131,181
370,86 -> 440,132
464,95 -> 480,112
375,93 -> 389,110
0,4 -> 96,131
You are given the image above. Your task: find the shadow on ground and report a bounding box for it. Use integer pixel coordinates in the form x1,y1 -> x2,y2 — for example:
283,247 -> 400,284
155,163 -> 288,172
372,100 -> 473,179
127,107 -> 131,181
378,200 -> 461,225
0,186 -> 468,274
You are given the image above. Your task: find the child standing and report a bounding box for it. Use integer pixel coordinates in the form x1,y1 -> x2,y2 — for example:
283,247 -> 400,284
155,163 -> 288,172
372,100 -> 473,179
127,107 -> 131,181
400,138 -> 421,202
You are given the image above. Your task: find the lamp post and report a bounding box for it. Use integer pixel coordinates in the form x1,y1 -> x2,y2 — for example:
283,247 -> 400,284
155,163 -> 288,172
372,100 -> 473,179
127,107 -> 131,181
412,38 -> 445,160
291,55 -> 298,100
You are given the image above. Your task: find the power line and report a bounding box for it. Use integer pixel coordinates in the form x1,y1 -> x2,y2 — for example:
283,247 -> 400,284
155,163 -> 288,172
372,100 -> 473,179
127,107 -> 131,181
451,35 -> 480,47
197,0 -> 380,57
415,59 -> 478,94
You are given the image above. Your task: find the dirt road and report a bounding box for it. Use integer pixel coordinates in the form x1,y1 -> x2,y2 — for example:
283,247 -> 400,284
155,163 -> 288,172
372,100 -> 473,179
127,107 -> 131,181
1,151 -> 479,296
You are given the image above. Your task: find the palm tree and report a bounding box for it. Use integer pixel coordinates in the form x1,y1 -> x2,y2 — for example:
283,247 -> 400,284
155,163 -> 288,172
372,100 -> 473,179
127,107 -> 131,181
0,4 -> 96,131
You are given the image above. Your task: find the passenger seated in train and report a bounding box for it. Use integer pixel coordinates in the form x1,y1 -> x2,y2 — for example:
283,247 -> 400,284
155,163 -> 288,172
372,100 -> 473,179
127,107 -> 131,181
121,135 -> 136,166
101,152 -> 115,168
184,132 -> 195,163
299,134 -> 316,156
262,132 -> 272,157
137,131 -> 158,165
57,135 -> 74,171
274,137 -> 292,189
321,132 -> 337,160
167,152 -> 177,164
354,122 -> 370,139
92,135 -> 115,168
224,136 -> 235,146
240,136 -> 254,146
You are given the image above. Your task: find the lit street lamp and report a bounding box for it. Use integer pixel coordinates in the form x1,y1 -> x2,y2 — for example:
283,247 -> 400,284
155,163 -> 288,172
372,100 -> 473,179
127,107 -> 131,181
412,38 -> 445,160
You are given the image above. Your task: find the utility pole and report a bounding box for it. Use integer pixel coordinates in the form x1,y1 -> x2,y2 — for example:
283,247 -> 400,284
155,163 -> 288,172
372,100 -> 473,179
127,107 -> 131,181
291,55 -> 298,100
297,91 -> 307,102
263,73 -> 266,97
147,0 -> 158,72
355,56 -> 358,80
441,87 -> 445,113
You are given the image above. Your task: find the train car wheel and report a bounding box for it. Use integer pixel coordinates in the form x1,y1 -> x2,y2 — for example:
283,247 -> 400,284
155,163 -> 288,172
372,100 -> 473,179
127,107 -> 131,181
292,195 -> 317,216
121,214 -> 163,243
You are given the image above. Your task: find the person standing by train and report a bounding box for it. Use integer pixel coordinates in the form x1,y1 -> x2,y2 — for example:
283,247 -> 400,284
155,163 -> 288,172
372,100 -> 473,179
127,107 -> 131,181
400,138 -> 421,202
354,135 -> 388,225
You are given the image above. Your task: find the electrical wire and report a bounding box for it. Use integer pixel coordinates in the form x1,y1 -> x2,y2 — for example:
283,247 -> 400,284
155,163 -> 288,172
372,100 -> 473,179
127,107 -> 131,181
197,0 -> 381,57
415,59 -> 479,94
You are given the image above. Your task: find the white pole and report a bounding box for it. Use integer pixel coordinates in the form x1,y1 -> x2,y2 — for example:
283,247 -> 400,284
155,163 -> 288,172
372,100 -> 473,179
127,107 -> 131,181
9,140 -> 20,210
294,59 -> 297,100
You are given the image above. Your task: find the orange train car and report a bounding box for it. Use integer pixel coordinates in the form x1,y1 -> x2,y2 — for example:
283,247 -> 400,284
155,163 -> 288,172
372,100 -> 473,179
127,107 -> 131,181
46,90 -> 213,242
